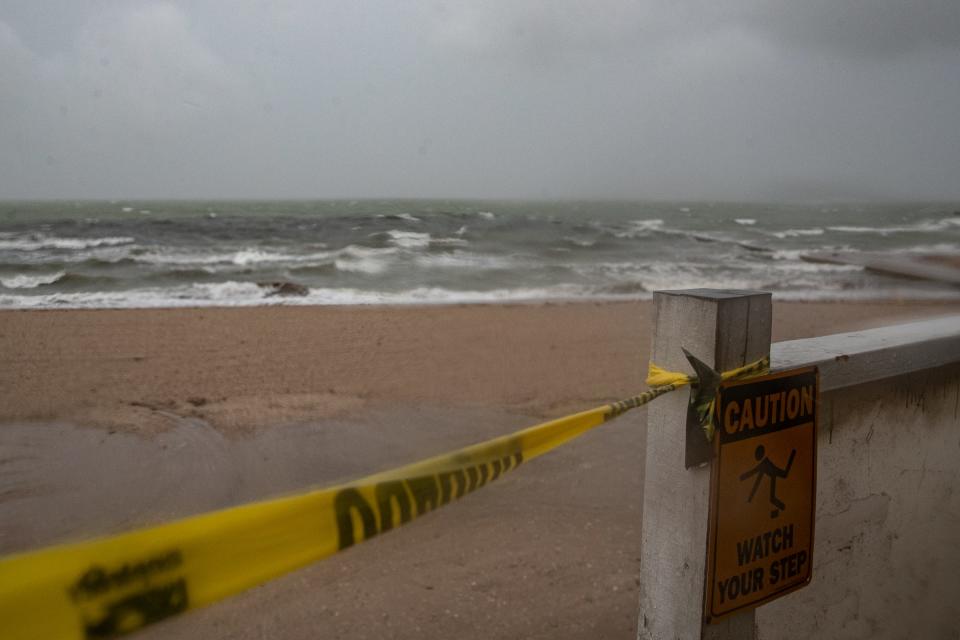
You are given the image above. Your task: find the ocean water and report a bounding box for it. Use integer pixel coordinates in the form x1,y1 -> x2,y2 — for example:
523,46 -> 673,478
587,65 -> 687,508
0,200 -> 958,308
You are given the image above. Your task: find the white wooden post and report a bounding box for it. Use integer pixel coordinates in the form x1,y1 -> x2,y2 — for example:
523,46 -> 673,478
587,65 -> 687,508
637,289 -> 772,640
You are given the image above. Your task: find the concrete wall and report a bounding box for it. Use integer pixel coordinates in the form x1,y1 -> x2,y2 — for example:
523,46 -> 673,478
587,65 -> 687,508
756,363 -> 960,639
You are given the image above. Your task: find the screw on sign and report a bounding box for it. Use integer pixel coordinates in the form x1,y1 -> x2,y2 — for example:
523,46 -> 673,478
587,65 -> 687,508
703,367 -> 818,623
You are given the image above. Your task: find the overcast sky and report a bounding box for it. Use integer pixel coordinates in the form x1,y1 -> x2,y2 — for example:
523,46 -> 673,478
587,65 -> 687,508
1,1 -> 958,201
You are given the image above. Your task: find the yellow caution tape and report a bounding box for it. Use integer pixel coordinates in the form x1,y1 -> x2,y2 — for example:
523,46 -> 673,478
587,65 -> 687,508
0,403 -> 633,639
645,356 -> 770,388
646,354 -> 770,441
645,360 -> 694,388
0,353 -> 767,640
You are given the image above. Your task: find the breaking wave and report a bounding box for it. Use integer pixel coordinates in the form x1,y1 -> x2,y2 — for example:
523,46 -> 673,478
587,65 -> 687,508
0,235 -> 135,251
827,217 -> 960,235
770,228 -> 825,239
1,200 -> 957,308
1,271 -> 66,289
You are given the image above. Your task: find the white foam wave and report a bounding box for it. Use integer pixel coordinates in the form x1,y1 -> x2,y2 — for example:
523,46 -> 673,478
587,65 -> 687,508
631,219 -> 664,232
332,246 -> 398,274
138,248 -> 330,267
338,245 -> 398,259
415,252 -> 517,270
572,261 -> 651,279
0,271 -> 66,289
134,251 -> 222,266
477,211 -> 496,220
225,245 -> 405,272
768,262 -> 862,274
573,261 -> 724,294
638,273 -> 759,293
770,228 -> 825,239
387,230 -> 432,249
735,219 -> 756,226
429,237 -> 470,246
334,257 -> 388,274
0,282 -> 608,309
615,220 -> 741,246
769,245 -> 860,261
0,281 -> 266,308
302,285 -> 594,305
894,243 -> 960,254
614,219 -> 664,238
829,225 -> 894,234
0,236 -> 135,251
195,281 -> 266,299
230,249 -> 301,266
376,212 -> 421,223
828,217 -> 960,235
4,272 -> 959,308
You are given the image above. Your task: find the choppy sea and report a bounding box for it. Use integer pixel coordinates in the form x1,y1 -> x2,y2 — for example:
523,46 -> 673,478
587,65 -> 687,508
0,200 -> 958,308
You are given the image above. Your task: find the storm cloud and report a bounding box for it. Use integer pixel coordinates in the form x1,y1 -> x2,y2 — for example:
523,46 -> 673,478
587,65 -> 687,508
1,0 -> 958,200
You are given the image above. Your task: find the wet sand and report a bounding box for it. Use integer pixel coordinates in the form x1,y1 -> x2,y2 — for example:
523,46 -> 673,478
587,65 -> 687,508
2,299 -> 959,639
3,300 -> 959,431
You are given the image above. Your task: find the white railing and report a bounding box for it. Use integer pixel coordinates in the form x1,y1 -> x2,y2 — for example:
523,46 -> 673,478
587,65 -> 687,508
772,315 -> 960,391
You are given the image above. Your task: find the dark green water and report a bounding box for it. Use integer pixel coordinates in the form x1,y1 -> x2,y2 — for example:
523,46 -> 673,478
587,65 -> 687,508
0,200 -> 957,307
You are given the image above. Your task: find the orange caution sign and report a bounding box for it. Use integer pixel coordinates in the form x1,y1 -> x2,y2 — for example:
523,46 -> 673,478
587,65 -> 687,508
704,366 -> 818,623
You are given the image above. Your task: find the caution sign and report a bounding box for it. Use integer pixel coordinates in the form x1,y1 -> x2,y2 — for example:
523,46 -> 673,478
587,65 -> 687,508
704,366 -> 818,622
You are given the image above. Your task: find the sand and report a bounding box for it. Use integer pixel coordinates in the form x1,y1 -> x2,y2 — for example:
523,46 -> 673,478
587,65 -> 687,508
4,299 -> 959,431
2,299 -> 959,639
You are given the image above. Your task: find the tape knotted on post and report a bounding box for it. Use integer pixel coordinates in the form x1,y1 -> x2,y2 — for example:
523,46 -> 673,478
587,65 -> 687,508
645,353 -> 771,442
645,361 -> 694,388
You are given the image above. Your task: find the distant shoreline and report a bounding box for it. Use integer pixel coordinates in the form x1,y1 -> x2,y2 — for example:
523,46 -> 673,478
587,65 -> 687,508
3,290 -> 960,312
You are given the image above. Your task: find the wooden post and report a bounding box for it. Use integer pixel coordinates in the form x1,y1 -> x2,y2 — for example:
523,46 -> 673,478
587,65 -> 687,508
637,289 -> 772,640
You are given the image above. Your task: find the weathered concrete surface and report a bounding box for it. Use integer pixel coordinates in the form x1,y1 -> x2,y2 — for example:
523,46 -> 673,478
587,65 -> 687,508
773,315 -> 960,393
756,363 -> 960,640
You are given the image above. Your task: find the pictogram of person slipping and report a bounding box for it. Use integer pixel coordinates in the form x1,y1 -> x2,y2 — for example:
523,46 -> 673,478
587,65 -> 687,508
740,446 -> 796,518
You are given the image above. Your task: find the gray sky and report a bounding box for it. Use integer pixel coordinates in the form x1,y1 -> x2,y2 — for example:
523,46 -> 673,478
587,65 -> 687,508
1,0 -> 958,201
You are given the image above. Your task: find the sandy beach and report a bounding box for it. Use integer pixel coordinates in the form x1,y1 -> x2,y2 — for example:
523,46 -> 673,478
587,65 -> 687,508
2,299 -> 959,639
5,299 -> 960,431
